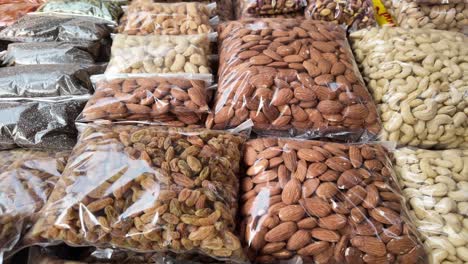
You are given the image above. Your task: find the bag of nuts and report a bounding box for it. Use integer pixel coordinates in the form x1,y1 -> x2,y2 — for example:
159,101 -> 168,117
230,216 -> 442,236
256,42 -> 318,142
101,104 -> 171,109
351,27 -> 467,149
36,0 -> 123,23
394,148 -> 468,264
105,34 -> 211,74
209,19 -> 380,141
27,123 -> 249,263
235,0 -> 307,18
79,74 -> 213,127
118,1 -> 216,35
383,0 -> 467,33
0,150 -> 69,263
305,0 -> 378,31
240,137 -> 427,263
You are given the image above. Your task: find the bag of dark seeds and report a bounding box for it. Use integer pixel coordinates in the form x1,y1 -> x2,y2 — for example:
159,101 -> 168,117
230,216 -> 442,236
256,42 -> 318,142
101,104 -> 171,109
37,0 -> 123,23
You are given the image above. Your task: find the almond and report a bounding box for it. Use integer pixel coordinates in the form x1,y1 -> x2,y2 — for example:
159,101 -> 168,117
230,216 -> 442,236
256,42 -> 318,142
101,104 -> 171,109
370,207 -> 401,225
312,41 -> 336,53
302,178 -> 320,198
294,87 -> 317,101
252,169 -> 278,183
250,55 -> 273,65
187,86 -> 206,107
278,205 -> 305,222
311,228 -> 340,242
355,219 -> 383,236
277,165 -> 290,188
297,217 -> 317,229
337,169 -> 363,189
331,62 -> 346,75
126,103 -> 151,114
261,242 -> 286,254
351,236 -> 387,257
325,156 -> 352,172
271,88 -> 294,107
282,150 -> 297,172
318,214 -> 347,230
291,105 -> 308,122
314,74 -> 334,85
244,146 -> 257,166
214,106 -> 234,124
262,49 -> 282,61
343,104 -> 369,119
316,182 -> 338,199
284,55 -> 304,63
302,197 -> 331,217
349,146 -> 363,168
257,148 -> 282,159
318,60 -> 332,74
297,241 -> 329,256
264,222 -> 297,242
316,100 -> 343,114
287,230 -> 311,251
312,85 -> 336,100
345,185 -> 367,205
386,236 -> 415,255
297,149 -> 326,162
306,163 -> 328,178
282,178 -> 301,205
276,46 -> 295,56
246,159 -> 268,175
303,60 -> 321,77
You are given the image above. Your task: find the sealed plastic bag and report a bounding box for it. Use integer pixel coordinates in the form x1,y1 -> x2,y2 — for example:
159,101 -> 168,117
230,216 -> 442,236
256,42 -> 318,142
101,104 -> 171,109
37,0 -> 123,23
209,19 -> 380,140
351,27 -> 467,149
1,42 -> 102,66
80,74 -> 212,126
305,0 -> 378,30
415,0 -> 466,3
394,148 -> 468,264
0,14 -> 113,43
118,2 -> 216,35
0,3 -> 41,28
0,96 -> 88,150
0,150 -> 68,263
106,34 -> 211,74
28,124 -> 248,263
383,0 -> 467,33
236,0 -> 306,18
0,64 -> 104,97
241,138 -> 427,263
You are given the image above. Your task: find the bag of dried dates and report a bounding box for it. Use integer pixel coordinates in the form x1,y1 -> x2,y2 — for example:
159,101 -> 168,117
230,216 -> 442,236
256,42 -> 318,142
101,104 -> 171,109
36,0 -> 123,23
79,74 -> 213,127
235,0 -> 307,18
305,0 -> 378,31
240,137 -> 427,263
0,150 -> 69,263
209,19 -> 380,141
27,123 -> 249,263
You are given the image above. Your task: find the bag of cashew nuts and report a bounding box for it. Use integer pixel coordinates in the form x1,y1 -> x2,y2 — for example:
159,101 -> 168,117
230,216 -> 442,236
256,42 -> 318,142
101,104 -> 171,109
305,0 -> 378,31
382,0 -> 467,33
351,27 -> 467,149
209,19 -> 380,141
79,74 -> 213,127
235,0 -> 307,18
394,148 -> 468,264
118,1 -> 217,35
27,123 -> 249,263
0,150 -> 69,263
241,137 -> 427,263
106,34 -> 211,74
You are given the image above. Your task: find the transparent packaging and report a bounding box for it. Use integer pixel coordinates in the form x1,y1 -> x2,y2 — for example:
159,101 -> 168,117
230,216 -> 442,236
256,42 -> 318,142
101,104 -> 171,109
37,0 -> 123,22
0,3 -> 40,28
236,0 -> 307,18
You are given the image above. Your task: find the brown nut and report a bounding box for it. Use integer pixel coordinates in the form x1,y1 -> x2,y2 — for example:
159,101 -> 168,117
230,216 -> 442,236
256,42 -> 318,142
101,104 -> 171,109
237,0 -> 305,18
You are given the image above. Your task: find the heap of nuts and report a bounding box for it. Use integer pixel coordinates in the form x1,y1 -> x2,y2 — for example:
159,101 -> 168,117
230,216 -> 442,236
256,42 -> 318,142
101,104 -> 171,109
81,76 -> 211,126
240,138 -> 426,264
208,19 -> 380,140
118,2 -> 214,35
305,0 -> 377,30
106,34 -> 211,74
351,27 -> 467,149
30,125 -> 247,262
236,0 -> 305,18
383,0 -> 467,33
394,148 -> 468,264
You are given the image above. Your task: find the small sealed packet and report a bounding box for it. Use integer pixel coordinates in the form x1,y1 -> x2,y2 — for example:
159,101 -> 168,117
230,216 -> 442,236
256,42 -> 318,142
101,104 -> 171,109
37,0 -> 123,23
236,0 -> 307,18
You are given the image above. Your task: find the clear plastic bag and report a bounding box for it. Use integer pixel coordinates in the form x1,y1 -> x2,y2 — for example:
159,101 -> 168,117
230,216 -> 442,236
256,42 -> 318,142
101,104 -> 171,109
1,42 -> 102,66
394,148 -> 468,264
305,0 -> 378,31
28,123 -> 248,263
0,3 -> 40,28
37,0 -> 123,23
0,64 -> 104,97
209,19 -> 380,141
0,96 -> 88,150
79,74 -> 213,126
383,0 -> 467,33
118,2 -> 216,35
241,138 -> 427,263
0,150 -> 69,263
106,34 -> 211,74
415,0 -> 466,3
351,27 -> 467,149
236,0 -> 307,18
0,14 -> 113,43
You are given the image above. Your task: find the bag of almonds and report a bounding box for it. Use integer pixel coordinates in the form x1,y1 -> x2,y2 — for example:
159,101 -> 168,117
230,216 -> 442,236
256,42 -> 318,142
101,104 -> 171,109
235,0 -> 307,18
351,27 -> 467,149
240,137 -> 427,263
305,0 -> 378,31
394,148 -> 468,264
79,74 -> 213,127
209,19 -> 380,141
118,1 -> 217,35
106,34 -> 211,74
0,150 -> 69,263
27,123 -> 249,263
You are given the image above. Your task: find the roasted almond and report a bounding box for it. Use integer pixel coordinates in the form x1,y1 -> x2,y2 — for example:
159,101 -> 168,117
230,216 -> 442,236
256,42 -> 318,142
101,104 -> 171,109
265,222 -> 298,242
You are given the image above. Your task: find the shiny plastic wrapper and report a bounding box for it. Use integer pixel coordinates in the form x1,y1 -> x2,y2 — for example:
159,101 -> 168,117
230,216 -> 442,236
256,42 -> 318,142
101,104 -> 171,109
0,64 -> 104,97
383,0 -> 467,33
0,3 -> 40,28
29,124 -> 248,263
0,150 -> 68,262
0,14 -> 113,43
37,0 -> 123,22
241,138 -> 427,263
415,0 -> 466,3
79,74 -> 213,126
118,2 -> 216,35
209,19 -> 380,140
106,34 -> 211,74
394,148 -> 468,264
236,0 -> 306,18
305,0 -> 378,31
0,0 -> 44,4
351,27 -> 467,149
0,96 -> 88,150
